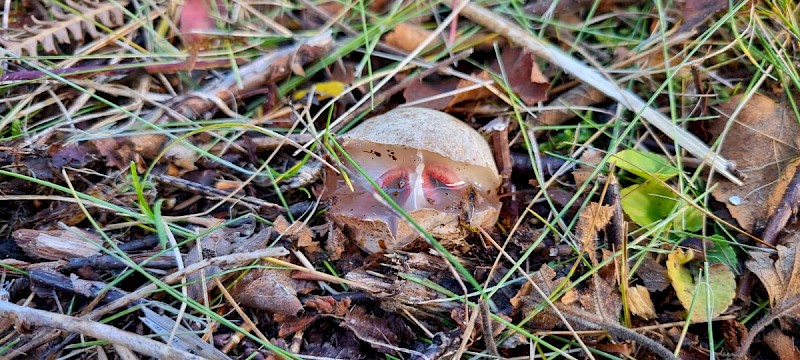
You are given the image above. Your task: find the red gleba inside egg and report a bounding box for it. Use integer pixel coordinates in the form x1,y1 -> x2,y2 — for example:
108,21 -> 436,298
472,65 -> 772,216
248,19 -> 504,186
324,108 -> 502,254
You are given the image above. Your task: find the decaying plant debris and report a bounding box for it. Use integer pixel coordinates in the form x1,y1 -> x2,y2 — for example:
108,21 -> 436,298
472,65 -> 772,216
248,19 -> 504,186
0,0 -> 798,359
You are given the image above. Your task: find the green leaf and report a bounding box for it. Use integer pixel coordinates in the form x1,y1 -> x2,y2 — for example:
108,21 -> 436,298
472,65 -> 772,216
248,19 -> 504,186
621,181 -> 703,231
611,149 -> 680,181
666,248 -> 736,322
704,235 -> 740,271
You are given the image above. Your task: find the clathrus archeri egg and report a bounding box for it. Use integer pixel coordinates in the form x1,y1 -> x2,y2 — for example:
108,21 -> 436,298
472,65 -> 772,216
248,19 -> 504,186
324,108 -> 502,254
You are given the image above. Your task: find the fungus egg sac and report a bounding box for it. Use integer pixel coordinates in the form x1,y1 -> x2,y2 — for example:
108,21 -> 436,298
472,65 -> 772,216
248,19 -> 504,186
324,108 -> 502,254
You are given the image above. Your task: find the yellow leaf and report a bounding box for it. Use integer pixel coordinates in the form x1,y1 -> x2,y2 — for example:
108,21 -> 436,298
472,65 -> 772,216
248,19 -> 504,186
667,248 -> 735,322
292,81 -> 347,101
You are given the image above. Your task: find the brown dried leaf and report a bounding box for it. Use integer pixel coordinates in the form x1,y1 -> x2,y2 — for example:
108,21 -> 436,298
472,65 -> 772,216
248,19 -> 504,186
678,0 -> 729,33
0,1 -> 127,57
277,315 -> 318,338
721,319 -> 748,353
764,330 -> 800,360
13,228 -> 102,260
576,202 -> 614,264
232,269 -> 303,315
571,148 -> 605,186
513,263 -> 622,330
184,225 -> 233,301
710,94 -> 800,232
634,255 -> 670,292
383,23 -> 432,53
341,306 -> 409,352
402,77 -> 460,110
746,231 -> 800,322
448,46 -> 548,108
90,135 -> 168,171
626,285 -> 656,320
580,276 -> 621,325
275,216 -> 322,257
592,343 -> 633,357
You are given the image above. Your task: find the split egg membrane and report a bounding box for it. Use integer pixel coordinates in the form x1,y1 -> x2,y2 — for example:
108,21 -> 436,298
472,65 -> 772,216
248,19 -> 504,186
324,108 -> 502,254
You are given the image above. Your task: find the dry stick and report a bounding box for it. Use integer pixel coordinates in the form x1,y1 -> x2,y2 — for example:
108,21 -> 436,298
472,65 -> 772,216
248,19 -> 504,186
82,247 -> 289,321
32,249 -> 290,356
153,174 -> 284,214
448,2 -> 742,185
0,302 -> 203,360
6,329 -> 61,359
176,31 -> 334,119
556,306 -> 678,360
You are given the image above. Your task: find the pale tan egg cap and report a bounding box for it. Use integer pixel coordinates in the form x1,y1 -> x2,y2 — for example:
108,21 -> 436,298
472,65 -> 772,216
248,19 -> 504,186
340,107 -> 499,176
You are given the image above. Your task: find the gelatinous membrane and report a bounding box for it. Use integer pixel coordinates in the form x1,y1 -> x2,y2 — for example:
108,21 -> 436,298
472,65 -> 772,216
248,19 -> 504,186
325,143 -> 499,240
421,163 -> 467,209
377,168 -> 411,205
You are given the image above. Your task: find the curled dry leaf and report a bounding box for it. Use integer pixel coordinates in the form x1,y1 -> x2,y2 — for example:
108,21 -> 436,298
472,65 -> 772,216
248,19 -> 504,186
667,248 -> 735,322
745,231 -> 800,323
340,306 -> 413,353
678,0 -> 730,33
571,148 -> 604,186
383,23 -> 432,53
450,47 -> 548,107
231,268 -> 304,316
274,215 -> 322,257
764,329 -> 800,360
404,46 -> 548,109
634,255 -> 670,292
511,276 -> 563,329
164,143 -> 199,171
626,285 -> 656,320
511,264 -> 620,330
576,201 -> 614,264
710,94 -> 800,232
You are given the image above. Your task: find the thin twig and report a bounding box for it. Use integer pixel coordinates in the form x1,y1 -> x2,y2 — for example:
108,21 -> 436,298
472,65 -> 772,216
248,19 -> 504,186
557,306 -> 678,360
0,301 -> 203,360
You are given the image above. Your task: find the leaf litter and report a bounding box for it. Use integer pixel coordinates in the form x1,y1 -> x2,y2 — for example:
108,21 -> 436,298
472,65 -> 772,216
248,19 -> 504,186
0,0 -> 794,359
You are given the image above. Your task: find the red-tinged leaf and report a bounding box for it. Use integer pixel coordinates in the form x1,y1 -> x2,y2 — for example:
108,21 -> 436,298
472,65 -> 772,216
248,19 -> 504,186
403,77 -> 460,110
447,46 -> 548,108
